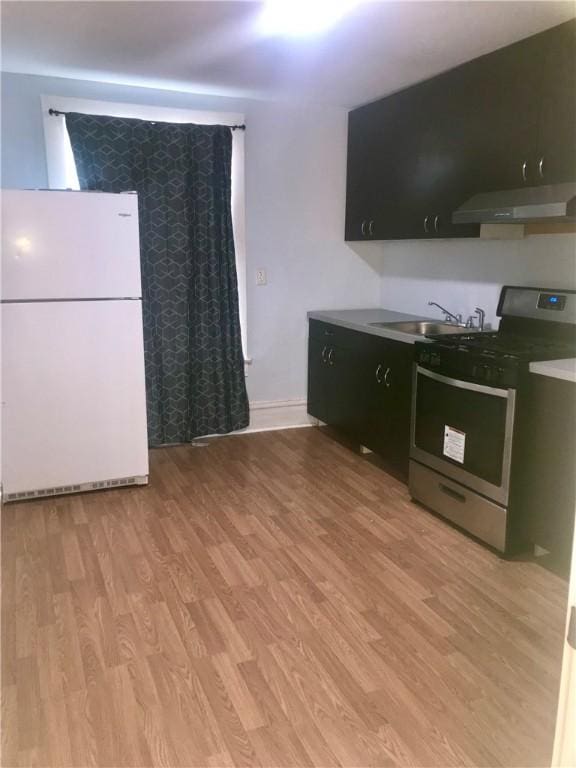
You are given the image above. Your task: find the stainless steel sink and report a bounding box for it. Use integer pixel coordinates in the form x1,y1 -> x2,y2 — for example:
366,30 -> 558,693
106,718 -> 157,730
368,320 -> 467,336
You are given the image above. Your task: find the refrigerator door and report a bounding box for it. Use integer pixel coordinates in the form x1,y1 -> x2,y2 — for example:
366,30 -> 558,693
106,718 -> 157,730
1,300 -> 149,497
2,190 -> 142,300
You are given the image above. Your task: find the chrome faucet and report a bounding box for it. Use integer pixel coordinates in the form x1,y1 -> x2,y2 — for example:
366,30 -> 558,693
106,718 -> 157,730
428,301 -> 462,325
474,307 -> 486,331
465,306 -> 487,330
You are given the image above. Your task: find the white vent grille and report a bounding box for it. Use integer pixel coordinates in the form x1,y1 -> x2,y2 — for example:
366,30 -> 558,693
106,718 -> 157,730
4,476 -> 145,503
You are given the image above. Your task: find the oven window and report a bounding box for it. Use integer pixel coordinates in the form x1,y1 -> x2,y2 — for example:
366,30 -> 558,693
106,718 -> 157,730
414,373 -> 509,487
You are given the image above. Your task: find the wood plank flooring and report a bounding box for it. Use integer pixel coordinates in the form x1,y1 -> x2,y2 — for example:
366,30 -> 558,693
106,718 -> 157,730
1,427 -> 568,767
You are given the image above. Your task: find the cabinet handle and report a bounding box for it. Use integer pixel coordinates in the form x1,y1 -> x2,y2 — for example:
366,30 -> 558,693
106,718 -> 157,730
538,156 -> 544,180
521,160 -> 528,182
328,348 -> 335,366
384,367 -> 391,388
368,219 -> 374,236
321,345 -> 328,363
423,215 -> 430,233
433,215 -> 440,233
375,364 -> 383,384
361,220 -> 367,236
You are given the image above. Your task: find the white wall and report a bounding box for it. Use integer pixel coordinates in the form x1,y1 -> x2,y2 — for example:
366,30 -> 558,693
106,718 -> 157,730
244,100 -> 381,402
1,73 -> 381,415
373,234 -> 576,328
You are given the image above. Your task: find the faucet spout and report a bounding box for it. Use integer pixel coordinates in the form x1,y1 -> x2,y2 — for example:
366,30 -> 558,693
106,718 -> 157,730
428,301 -> 463,326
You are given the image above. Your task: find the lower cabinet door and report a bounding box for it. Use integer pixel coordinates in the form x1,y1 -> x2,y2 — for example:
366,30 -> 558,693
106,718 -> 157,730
308,331 -> 414,478
512,375 -> 576,573
307,337 -> 331,423
324,344 -> 364,434
307,338 -> 364,432
360,338 -> 414,477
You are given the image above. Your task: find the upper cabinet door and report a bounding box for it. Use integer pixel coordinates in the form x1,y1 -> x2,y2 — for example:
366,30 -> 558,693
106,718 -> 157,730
369,90 -> 420,240
345,110 -> 369,240
345,90 -> 420,241
345,107 -> 379,240
396,71 -> 481,239
534,19 -> 576,186
459,32 -> 544,192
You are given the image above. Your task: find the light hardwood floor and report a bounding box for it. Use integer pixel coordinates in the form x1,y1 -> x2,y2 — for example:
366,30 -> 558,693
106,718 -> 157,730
1,427 -> 568,767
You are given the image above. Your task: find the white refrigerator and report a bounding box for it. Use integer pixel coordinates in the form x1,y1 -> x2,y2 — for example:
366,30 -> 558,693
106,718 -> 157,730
1,189 -> 149,501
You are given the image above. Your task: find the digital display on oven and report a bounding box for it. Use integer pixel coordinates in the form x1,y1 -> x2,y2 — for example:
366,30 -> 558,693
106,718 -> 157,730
537,293 -> 566,311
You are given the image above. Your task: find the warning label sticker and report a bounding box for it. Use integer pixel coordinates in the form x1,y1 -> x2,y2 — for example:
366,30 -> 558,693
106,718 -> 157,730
443,426 -> 465,464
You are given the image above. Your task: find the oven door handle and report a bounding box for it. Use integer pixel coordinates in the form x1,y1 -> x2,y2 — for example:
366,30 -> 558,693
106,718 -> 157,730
416,366 -> 511,399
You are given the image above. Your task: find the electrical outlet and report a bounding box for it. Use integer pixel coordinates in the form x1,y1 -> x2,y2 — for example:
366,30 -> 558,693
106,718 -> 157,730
256,269 -> 267,286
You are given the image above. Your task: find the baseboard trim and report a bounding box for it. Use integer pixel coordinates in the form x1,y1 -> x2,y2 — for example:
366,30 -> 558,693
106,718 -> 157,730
241,398 -> 315,434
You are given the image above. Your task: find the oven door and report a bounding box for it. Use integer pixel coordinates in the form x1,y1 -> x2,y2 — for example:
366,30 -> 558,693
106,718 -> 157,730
411,366 -> 516,506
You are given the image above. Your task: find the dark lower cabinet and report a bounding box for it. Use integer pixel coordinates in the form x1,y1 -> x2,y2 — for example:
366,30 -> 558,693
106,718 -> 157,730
361,337 -> 414,477
308,320 -> 414,479
308,337 -> 332,425
512,374 -> 575,576
307,337 -> 363,434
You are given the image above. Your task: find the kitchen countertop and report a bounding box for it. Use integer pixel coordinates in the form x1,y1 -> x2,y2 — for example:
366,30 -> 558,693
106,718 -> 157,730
307,308 -> 442,344
529,358 -> 576,384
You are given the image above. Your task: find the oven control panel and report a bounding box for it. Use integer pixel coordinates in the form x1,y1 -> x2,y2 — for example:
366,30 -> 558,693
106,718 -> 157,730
415,345 -> 518,388
537,293 -> 567,311
499,286 -> 576,323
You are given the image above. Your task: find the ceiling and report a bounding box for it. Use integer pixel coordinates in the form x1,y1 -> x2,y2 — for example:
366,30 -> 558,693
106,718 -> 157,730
2,1 -> 575,108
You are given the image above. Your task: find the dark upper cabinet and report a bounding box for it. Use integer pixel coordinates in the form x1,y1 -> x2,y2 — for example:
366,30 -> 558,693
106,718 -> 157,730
459,30 -> 543,192
471,20 -> 575,190
392,71 -> 482,240
345,98 -> 411,240
345,19 -> 576,241
535,20 -> 576,185
344,108 -> 377,240
345,88 -> 424,241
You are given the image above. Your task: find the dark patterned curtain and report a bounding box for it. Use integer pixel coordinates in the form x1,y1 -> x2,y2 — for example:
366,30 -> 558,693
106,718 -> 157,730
66,113 -> 249,445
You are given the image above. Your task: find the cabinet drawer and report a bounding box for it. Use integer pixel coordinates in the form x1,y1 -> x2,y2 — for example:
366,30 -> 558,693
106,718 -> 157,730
409,460 -> 507,552
309,319 -> 373,351
309,319 -> 415,360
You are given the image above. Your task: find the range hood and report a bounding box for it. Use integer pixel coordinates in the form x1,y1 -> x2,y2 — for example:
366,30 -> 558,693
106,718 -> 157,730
453,182 -> 576,225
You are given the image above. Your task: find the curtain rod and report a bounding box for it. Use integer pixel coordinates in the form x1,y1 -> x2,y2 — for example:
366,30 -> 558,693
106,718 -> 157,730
48,108 -> 246,130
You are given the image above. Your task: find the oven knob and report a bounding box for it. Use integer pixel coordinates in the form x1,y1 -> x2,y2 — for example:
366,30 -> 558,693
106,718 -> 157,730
420,350 -> 430,364
482,365 -> 491,381
430,353 -> 441,367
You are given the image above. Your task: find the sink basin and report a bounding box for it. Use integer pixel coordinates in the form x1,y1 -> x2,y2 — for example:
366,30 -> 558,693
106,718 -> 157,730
369,320 -> 466,336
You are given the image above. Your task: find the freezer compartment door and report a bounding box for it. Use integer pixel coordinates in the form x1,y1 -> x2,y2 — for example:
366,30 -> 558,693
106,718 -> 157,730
1,300 -> 149,496
2,190 -> 141,300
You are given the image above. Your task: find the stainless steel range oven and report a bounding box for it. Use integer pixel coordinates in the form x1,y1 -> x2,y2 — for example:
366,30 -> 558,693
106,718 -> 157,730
409,285 -> 576,554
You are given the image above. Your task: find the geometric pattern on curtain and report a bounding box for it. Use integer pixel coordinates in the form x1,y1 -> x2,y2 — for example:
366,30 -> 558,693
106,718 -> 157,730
65,113 -> 249,445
